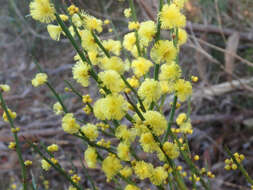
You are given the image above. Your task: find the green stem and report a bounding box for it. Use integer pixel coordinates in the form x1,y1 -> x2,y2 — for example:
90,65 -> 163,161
29,142 -> 83,190
163,95 -> 177,143
155,0 -> 163,42
120,75 -> 146,113
128,0 -> 137,21
154,63 -> 160,80
0,92 -> 28,190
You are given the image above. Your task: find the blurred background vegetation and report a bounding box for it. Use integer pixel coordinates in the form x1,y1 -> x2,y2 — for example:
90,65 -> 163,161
0,0 -> 253,189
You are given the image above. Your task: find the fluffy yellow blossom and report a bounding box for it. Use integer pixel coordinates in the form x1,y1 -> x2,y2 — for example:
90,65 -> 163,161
124,8 -> 131,18
102,154 -> 122,181
24,160 -> 33,166
97,138 -> 111,148
115,125 -> 136,144
0,84 -> 10,92
117,142 -> 131,161
71,174 -> 81,183
127,77 -> 139,89
151,40 -> 177,63
53,102 -> 63,115
174,79 -> 192,102
178,28 -> 188,46
138,21 -> 156,46
131,57 -> 153,77
41,159 -> 51,171
47,144 -> 59,152
62,113 -> 80,134
138,79 -> 162,104
32,73 -> 48,87
128,22 -> 140,30
81,30 -> 98,52
159,62 -> 182,81
191,75 -> 199,82
176,113 -> 187,126
100,56 -> 125,74
68,4 -> 79,15
160,4 -> 186,29
72,14 -> 82,27
83,13 -> 103,33
163,142 -> 179,159
81,123 -> 98,141
159,81 -> 175,94
88,50 -> 99,65
68,186 -> 77,190
72,61 -> 90,87
47,24 -> 62,41
50,157 -> 58,164
140,132 -> 158,153
98,70 -> 124,93
8,142 -> 16,149
84,146 -> 97,168
102,40 -> 121,56
150,166 -> 168,185
94,94 -> 128,121
59,14 -> 68,21
133,161 -> 153,180
143,111 -> 167,136
123,32 -> 136,51
120,166 -> 133,178
29,0 -> 56,23
3,108 -> 17,122
125,185 -> 140,190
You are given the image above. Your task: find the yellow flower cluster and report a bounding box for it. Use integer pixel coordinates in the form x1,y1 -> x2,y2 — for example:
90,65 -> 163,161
225,153 -> 245,170
3,108 -> 17,122
102,154 -> 122,181
81,123 -> 98,141
62,113 -> 80,134
32,73 -> 48,87
41,159 -> 51,171
0,84 -> 10,92
84,146 -> 97,168
47,144 -> 59,152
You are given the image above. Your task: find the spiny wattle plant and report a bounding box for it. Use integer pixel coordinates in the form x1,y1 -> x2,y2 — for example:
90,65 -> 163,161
1,0 -> 253,190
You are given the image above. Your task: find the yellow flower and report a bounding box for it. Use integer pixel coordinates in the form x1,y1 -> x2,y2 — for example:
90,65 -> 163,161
100,56 -> 125,74
102,154 -> 122,181
3,108 -> 17,122
41,159 -> 51,171
127,77 -> 139,88
8,142 -> 16,149
133,161 -> 153,180
68,186 -> 77,190
29,0 -> 56,23
120,166 -> 133,178
0,84 -> 10,92
102,40 -> 121,56
159,62 -> 181,81
88,50 -> 99,65
68,4 -> 79,15
124,8 -> 131,18
176,113 -> 187,126
143,111 -> 167,136
81,123 -> 98,141
162,142 -> 179,159
138,78 -> 162,104
131,57 -> 153,77
179,121 -> 192,134
150,166 -> 168,185
160,4 -> 186,29
80,30 -> 98,52
72,14 -> 82,27
115,125 -> 136,144
123,32 -> 136,51
24,160 -> 33,166
62,113 -> 80,134
117,142 -> 131,161
94,94 -> 128,121
32,73 -> 48,87
72,61 -> 90,87
104,19 -> 110,25
59,14 -> 68,21
140,132 -> 158,153
47,144 -> 59,152
53,102 -> 63,115
174,79 -> 192,102
159,81 -> 175,94
125,184 -> 140,190
98,70 -> 124,93
83,13 -> 103,33
178,28 -> 188,45
138,21 -> 156,46
128,21 -> 140,30
151,40 -> 177,63
84,146 -> 97,168
47,24 -> 62,41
